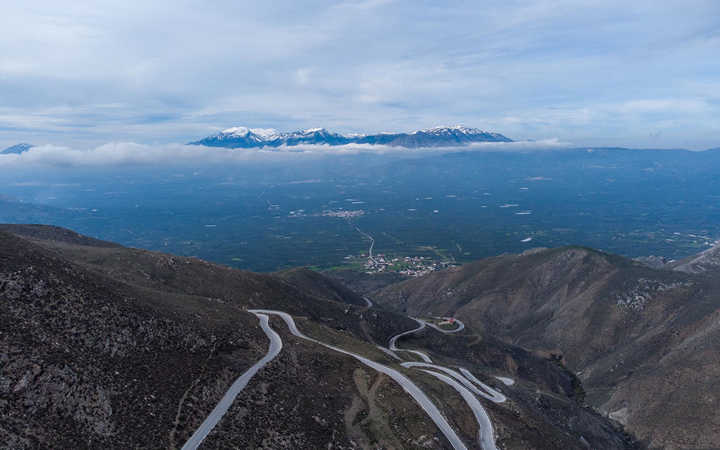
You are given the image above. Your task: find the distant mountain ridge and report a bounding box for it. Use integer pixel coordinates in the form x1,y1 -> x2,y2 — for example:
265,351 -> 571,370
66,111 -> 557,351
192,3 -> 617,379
1,143 -> 33,155
189,125 -> 512,148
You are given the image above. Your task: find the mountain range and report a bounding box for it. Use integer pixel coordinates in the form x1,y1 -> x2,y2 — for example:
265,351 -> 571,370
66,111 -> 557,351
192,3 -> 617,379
4,222 -> 720,448
369,244 -> 720,449
189,126 -> 512,149
1,224 -> 639,449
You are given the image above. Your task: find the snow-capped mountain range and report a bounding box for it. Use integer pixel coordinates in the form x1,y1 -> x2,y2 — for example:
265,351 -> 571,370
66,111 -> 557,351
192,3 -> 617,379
189,126 -> 512,148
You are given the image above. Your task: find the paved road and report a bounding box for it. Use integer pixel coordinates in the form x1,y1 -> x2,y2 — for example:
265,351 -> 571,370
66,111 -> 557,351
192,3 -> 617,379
186,307 -> 507,450
388,319 -> 433,363
416,317 -> 515,394
401,362 -> 506,403
458,368 -> 507,403
393,320 -> 504,449
250,309 -> 468,450
355,226 -> 376,262
387,316 -> 465,363
181,312 -> 282,450
426,317 -> 465,333
377,345 -> 401,360
494,376 -> 515,386
388,319 -> 426,349
419,369 -> 498,450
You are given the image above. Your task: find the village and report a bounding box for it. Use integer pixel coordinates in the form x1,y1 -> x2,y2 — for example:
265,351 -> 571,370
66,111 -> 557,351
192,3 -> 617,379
344,252 -> 455,277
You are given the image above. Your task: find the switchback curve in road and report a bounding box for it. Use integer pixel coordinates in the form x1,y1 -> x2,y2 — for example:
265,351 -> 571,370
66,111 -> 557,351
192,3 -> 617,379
426,317 -> 465,333
181,312 -> 282,450
388,318 -> 433,363
250,309 -> 468,450
419,369 -> 498,450
401,362 -> 506,403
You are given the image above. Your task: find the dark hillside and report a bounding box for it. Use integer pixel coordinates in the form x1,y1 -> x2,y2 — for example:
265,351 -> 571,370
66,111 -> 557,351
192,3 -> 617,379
374,246 -> 720,448
1,226 -> 643,449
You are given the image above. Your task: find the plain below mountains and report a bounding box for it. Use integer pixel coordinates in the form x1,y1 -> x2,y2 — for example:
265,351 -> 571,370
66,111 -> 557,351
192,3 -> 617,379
189,125 -> 512,149
0,224 -> 638,450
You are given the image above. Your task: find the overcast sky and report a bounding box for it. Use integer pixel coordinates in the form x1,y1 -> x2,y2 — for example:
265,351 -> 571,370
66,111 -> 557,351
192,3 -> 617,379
1,0 -> 718,149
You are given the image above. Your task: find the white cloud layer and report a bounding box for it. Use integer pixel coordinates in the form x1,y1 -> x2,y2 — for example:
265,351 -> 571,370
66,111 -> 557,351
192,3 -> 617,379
0,140 -> 572,168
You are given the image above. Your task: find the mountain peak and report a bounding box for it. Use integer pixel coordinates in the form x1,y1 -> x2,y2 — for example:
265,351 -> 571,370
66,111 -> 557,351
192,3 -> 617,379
302,127 -> 326,134
1,143 -> 34,155
417,125 -> 485,134
220,127 -> 280,138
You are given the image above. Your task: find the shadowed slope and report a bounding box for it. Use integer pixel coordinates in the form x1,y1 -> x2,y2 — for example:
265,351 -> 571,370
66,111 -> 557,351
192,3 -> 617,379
374,246 -> 720,449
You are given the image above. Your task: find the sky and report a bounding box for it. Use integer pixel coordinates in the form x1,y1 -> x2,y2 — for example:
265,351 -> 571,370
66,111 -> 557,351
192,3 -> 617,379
1,0 -> 719,150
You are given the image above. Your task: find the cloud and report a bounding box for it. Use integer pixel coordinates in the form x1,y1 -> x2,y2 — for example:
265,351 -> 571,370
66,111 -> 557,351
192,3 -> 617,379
617,99 -> 709,114
0,139 -> 572,168
0,1 -> 719,149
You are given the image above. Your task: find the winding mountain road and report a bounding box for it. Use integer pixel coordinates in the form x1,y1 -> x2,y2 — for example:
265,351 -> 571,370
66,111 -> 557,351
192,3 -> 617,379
377,345 -> 401,360
389,314 -> 507,450
388,318 -> 433,363
401,362 -> 506,403
184,305 -> 509,450
426,317 -> 465,333
457,369 -> 507,403
249,309 -> 468,450
419,369 -> 498,450
181,312 -> 282,450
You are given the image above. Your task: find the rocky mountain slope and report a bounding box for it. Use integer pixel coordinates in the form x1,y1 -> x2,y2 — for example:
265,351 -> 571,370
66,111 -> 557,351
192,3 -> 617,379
372,246 -> 720,449
670,241 -> 720,274
189,126 -> 511,149
0,225 -> 637,449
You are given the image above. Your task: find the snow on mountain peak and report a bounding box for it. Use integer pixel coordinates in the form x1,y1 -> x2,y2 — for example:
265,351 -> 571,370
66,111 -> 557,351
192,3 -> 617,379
420,125 -> 482,134
221,127 -> 280,139
250,128 -> 281,138
222,126 -> 250,135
